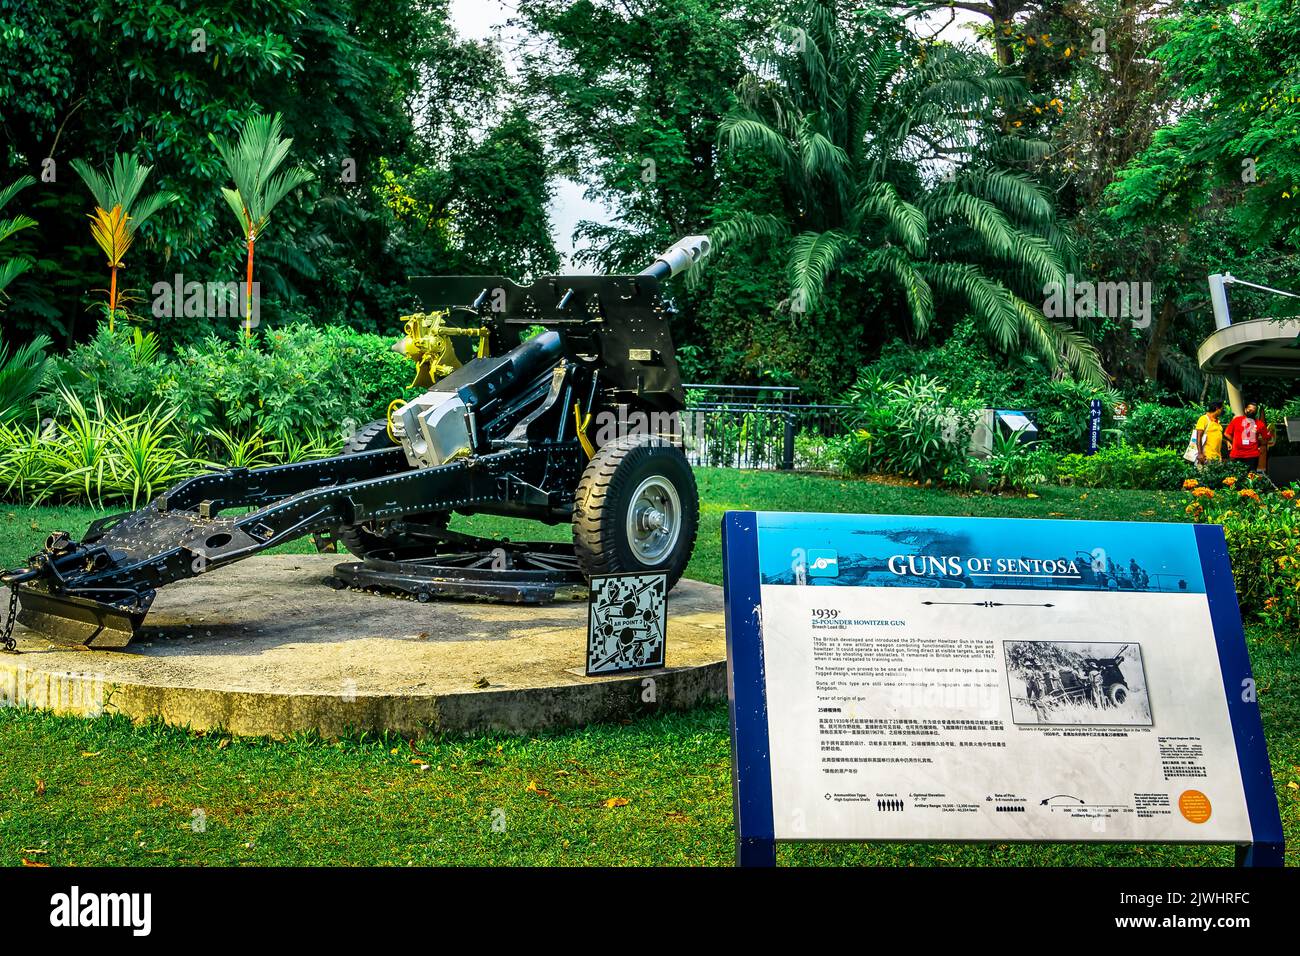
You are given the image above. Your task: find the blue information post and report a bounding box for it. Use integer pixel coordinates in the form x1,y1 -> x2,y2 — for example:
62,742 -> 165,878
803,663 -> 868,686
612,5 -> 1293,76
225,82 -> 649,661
722,511 -> 1284,867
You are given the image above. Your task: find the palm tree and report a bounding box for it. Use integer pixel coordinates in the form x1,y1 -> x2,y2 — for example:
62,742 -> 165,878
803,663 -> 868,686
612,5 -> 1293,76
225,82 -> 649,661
210,113 -> 314,337
70,155 -> 177,331
0,175 -> 37,301
713,1 -> 1102,382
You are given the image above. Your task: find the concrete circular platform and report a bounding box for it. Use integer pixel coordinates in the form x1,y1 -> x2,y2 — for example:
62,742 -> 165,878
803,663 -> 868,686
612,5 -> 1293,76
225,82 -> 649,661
0,555 -> 726,737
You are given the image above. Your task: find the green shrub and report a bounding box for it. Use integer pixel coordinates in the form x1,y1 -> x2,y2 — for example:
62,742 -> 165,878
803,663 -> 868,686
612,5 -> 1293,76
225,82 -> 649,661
1123,402 -> 1194,450
840,374 -> 981,484
794,429 -> 845,472
1058,446 -> 1191,490
1183,476 -> 1300,629
867,321 -> 1008,401
859,322 -> 1121,453
42,325 -> 166,416
798,429 -> 878,475
43,322 -> 416,458
1015,377 -> 1122,452
307,325 -> 419,424
158,332 -> 338,443
978,446 -> 1059,492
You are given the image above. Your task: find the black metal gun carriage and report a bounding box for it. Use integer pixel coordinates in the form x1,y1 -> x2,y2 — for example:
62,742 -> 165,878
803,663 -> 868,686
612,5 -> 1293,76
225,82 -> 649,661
1,237 -> 712,648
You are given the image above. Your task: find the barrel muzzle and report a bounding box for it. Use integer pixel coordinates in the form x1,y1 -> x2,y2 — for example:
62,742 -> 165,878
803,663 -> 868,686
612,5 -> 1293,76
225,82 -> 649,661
640,235 -> 712,280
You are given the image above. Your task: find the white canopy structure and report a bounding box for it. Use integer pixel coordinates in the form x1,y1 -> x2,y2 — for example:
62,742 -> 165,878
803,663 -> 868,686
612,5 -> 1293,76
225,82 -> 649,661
1198,274 -> 1300,415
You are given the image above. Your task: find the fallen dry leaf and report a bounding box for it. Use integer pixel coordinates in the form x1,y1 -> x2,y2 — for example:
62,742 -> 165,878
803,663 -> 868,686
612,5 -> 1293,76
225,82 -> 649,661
604,797 -> 630,809
473,677 -> 490,689
21,858 -> 49,867
526,780 -> 552,798
34,779 -> 45,796
81,751 -> 100,758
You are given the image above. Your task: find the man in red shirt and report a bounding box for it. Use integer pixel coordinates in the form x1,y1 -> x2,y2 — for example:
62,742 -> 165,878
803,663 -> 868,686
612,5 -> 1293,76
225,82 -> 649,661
1223,402 -> 1272,472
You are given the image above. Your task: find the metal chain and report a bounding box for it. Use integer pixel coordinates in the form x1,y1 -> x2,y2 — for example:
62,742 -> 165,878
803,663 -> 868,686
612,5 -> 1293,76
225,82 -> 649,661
1,585 -> 17,652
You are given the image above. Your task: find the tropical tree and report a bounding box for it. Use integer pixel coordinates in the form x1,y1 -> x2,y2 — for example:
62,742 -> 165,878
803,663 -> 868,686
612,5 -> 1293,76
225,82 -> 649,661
712,1 -> 1103,383
0,175 -> 36,301
69,154 -> 177,331
514,0 -> 781,270
1100,0 -> 1300,392
211,113 -> 315,337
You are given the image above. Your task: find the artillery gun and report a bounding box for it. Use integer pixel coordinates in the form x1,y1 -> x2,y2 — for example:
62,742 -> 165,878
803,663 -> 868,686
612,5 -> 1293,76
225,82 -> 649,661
1021,644 -> 1133,716
1,237 -> 711,648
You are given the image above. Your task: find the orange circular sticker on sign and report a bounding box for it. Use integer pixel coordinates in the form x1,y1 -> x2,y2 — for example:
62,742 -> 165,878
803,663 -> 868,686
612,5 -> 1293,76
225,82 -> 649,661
1179,790 -> 1212,824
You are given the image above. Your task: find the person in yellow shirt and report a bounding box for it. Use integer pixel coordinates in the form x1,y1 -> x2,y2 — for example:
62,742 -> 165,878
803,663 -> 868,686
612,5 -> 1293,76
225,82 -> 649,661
1195,400 -> 1226,463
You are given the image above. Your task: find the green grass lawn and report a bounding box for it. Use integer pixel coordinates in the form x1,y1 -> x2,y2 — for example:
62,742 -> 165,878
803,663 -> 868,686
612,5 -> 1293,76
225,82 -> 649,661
1,469 -> 1294,866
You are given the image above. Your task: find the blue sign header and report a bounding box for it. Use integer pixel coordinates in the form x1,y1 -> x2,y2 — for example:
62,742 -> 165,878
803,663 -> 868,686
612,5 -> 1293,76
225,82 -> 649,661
754,512 -> 1204,594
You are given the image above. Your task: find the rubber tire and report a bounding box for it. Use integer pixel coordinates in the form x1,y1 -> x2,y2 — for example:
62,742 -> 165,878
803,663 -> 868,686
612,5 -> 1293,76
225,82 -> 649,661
1107,684 -> 1128,706
336,419 -> 448,558
572,435 -> 699,592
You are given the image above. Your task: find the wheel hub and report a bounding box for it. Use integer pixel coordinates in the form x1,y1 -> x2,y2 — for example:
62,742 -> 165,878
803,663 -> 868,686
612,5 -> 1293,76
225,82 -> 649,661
626,476 -> 681,565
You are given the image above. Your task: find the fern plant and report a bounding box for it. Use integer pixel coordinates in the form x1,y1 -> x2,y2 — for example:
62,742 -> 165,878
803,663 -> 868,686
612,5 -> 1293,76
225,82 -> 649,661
0,334 -> 51,423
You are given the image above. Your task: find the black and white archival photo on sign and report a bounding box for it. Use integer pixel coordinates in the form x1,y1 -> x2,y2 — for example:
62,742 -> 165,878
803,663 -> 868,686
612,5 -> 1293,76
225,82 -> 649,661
1004,640 -> 1152,727
586,572 -> 667,676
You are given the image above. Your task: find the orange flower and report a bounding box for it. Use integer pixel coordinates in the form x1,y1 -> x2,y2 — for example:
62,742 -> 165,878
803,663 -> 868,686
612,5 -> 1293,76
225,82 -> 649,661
1281,489 -> 1296,500
1183,478 -> 1200,490
1222,476 -> 1237,487
1193,486 -> 1215,499
1239,489 -> 1260,501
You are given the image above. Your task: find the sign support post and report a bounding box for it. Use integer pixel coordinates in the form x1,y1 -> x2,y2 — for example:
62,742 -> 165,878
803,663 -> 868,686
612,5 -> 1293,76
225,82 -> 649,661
722,512 -> 776,867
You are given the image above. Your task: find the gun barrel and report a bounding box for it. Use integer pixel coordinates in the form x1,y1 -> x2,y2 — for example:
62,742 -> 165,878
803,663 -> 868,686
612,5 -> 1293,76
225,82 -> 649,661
639,235 -> 712,281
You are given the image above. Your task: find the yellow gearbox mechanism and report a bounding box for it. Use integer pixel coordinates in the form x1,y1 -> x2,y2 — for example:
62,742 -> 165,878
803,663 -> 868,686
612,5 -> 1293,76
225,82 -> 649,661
393,309 -> 491,389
